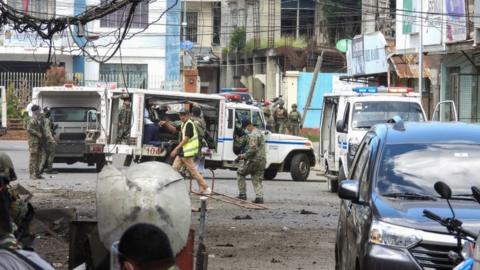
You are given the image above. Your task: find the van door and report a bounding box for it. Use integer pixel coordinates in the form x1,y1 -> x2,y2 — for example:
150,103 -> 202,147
222,108 -> 238,161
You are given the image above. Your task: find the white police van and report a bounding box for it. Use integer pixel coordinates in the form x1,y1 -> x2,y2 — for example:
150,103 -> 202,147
104,89 -> 315,181
31,86 -> 109,171
319,86 -> 427,192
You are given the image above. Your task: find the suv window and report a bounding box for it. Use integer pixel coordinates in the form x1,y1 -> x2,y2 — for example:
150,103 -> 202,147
235,109 -> 251,129
351,142 -> 369,180
252,110 -> 265,130
377,143 -> 480,196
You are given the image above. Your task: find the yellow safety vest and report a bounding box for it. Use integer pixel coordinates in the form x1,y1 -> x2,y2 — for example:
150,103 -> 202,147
181,119 -> 199,157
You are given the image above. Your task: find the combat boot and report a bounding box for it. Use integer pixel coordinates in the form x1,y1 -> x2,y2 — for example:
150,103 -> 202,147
45,169 -> 58,174
236,194 -> 247,200
252,197 -> 264,204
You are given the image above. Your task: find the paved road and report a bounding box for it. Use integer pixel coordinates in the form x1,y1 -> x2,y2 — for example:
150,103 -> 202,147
0,140 -> 340,270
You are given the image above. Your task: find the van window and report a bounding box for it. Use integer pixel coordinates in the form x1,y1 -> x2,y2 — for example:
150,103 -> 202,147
228,109 -> 233,129
252,110 -> 265,130
351,102 -> 424,130
51,107 -> 96,122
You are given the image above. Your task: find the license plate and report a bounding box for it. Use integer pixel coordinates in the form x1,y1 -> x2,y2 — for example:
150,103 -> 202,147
143,146 -> 163,156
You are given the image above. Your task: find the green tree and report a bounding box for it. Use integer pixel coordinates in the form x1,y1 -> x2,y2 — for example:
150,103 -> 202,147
229,27 -> 246,51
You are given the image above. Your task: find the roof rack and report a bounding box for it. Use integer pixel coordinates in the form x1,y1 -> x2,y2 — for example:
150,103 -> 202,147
387,116 -> 405,131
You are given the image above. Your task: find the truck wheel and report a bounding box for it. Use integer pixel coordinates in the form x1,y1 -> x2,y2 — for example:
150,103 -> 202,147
290,154 -> 310,181
327,178 -> 338,193
328,163 -> 344,193
264,168 -> 278,180
96,159 -> 106,172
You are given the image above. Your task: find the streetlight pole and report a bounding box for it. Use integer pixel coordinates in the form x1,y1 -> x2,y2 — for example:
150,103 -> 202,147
418,0 -> 423,93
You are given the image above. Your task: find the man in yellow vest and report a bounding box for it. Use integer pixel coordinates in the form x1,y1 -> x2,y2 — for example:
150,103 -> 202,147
171,108 -> 211,194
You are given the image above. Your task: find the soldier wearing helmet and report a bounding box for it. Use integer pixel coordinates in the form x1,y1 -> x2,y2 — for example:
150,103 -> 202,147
273,99 -> 288,134
117,94 -> 132,144
40,107 -> 57,174
26,105 -> 44,179
0,153 -> 35,250
288,104 -> 302,136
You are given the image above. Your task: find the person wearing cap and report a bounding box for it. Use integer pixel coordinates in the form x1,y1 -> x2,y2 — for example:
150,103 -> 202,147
288,104 -> 302,136
26,105 -> 44,180
117,94 -> 132,144
236,119 -> 266,204
171,108 -> 211,194
40,107 -> 57,174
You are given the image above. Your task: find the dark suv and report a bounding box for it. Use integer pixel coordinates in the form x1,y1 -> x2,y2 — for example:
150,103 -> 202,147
335,119 -> 480,270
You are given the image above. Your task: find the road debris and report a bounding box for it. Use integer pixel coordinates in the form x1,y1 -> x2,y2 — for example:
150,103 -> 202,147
215,243 -> 234,247
271,258 -> 282,263
233,215 -> 253,220
300,209 -> 317,215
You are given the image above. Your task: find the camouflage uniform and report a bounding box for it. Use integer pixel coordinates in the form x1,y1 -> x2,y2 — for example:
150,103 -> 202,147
191,116 -> 206,147
26,117 -> 43,178
263,106 -> 275,132
0,153 -> 34,249
40,116 -> 56,172
237,128 -> 266,199
274,106 -> 288,134
288,108 -> 302,136
117,103 -> 132,143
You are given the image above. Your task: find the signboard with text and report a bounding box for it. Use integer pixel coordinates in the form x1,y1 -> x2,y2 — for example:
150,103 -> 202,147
347,32 -> 388,77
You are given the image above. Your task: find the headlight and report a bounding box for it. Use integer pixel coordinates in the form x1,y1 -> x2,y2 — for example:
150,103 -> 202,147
369,220 -> 421,248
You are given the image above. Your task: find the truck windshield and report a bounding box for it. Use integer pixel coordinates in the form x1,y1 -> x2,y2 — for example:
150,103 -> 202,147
377,143 -> 480,197
50,107 -> 96,122
351,102 -> 424,130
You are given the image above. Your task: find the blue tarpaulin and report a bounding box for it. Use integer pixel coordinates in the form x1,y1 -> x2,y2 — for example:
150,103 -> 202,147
297,73 -> 346,128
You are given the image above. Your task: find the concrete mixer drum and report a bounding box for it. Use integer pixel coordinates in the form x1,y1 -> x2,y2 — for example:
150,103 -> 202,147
96,162 -> 191,255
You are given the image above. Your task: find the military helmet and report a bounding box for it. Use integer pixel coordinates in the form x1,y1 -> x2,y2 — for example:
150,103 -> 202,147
0,153 -> 17,182
278,100 -> 285,106
292,104 -> 297,108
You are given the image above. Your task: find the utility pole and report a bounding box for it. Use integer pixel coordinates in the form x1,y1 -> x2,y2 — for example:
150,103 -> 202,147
296,0 -> 300,39
418,0 -> 423,93
302,51 -> 324,126
182,0 -> 187,88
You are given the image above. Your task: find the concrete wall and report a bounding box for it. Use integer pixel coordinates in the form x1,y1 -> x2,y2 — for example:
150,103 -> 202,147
185,1 -> 216,48
440,53 -> 476,122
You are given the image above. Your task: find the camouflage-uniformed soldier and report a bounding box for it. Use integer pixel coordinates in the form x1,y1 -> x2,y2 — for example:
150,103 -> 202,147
191,106 -> 207,147
26,105 -> 44,180
117,95 -> 132,144
0,152 -> 35,249
263,105 -> 275,132
40,107 -> 57,174
273,100 -> 288,134
288,104 -> 302,136
236,119 -> 266,204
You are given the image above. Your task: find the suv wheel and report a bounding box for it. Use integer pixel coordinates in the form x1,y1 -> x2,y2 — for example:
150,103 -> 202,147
264,168 -> 278,180
290,153 -> 310,181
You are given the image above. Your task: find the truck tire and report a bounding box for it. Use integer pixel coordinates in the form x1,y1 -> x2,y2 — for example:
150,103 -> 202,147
327,178 -> 338,193
290,153 -> 310,181
328,163 -> 344,193
264,168 -> 278,180
96,159 -> 106,172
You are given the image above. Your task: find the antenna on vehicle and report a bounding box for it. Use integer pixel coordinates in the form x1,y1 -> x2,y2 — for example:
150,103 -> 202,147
387,116 -> 405,131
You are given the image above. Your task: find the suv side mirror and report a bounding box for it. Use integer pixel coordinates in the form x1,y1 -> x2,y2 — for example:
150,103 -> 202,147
338,180 -> 359,202
472,186 -> 480,204
336,119 -> 346,133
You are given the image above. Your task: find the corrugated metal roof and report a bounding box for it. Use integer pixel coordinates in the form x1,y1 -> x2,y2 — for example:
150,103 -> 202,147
390,54 -> 431,78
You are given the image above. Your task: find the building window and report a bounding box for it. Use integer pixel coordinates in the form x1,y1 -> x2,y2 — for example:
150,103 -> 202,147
100,2 -> 149,28
181,12 -> 198,43
11,0 -> 55,19
212,3 -> 221,45
99,64 -> 148,88
281,0 -> 316,38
